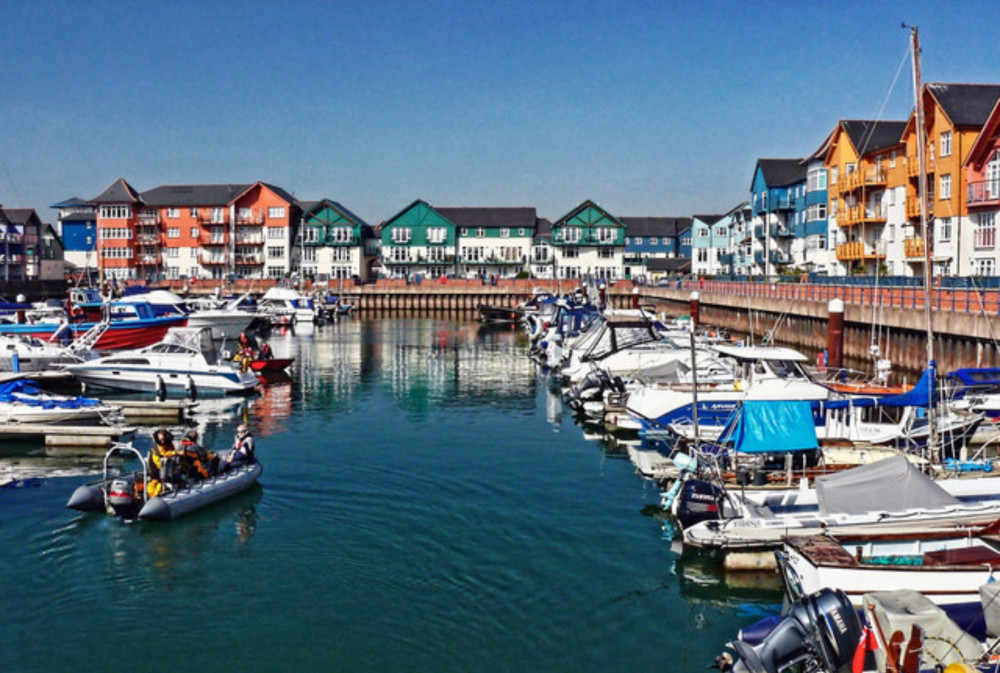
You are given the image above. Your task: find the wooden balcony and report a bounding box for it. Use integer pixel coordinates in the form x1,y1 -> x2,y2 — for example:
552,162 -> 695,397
840,205 -> 888,226
835,241 -> 885,262
904,237 -> 927,259
906,154 -> 936,178
841,169 -> 887,192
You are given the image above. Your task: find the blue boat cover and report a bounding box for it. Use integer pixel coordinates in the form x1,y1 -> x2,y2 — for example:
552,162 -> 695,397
721,400 -> 819,453
0,380 -> 103,408
817,363 -> 938,411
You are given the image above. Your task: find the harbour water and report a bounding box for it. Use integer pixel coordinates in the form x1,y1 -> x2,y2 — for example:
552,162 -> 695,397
2,319 -> 779,672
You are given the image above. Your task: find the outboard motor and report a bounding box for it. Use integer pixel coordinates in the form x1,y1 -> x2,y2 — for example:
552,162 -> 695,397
106,477 -> 141,518
674,477 -> 729,529
731,588 -> 861,673
565,369 -> 612,410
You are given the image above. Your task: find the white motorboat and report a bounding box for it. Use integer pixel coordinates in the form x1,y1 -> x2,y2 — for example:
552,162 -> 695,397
0,334 -> 95,372
118,287 -> 255,340
66,327 -> 259,396
681,456 -> 1000,551
778,524 -> 1000,606
0,379 -> 120,424
258,287 -> 316,325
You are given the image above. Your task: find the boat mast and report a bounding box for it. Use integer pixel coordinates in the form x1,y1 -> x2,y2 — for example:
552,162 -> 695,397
910,25 -> 938,451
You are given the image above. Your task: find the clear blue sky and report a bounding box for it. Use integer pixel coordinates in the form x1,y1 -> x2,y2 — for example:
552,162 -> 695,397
2,0 -> 999,225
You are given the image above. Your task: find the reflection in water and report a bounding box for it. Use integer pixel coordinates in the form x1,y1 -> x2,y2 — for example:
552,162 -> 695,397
250,381 -> 292,438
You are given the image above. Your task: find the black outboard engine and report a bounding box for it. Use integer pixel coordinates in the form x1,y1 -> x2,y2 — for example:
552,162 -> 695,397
675,478 -> 728,529
731,588 -> 861,673
107,477 -> 141,518
565,369 -> 611,410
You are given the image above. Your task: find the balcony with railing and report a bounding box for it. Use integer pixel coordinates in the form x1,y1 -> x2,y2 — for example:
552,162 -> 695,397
904,237 -> 927,259
906,154 -> 936,177
139,253 -> 162,265
198,214 -> 229,226
235,213 -> 265,226
137,213 -> 160,226
199,254 -> 228,266
199,229 -> 229,246
234,253 -> 264,265
840,205 -> 888,227
835,241 -> 885,262
459,254 -> 526,265
841,168 -> 888,192
234,235 -> 264,246
968,180 -> 1000,207
905,195 -> 933,220
770,224 -> 794,238
136,232 -> 159,245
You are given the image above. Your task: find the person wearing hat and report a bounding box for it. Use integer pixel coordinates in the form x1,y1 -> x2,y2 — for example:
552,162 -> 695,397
224,424 -> 255,471
147,428 -> 178,497
179,429 -> 217,480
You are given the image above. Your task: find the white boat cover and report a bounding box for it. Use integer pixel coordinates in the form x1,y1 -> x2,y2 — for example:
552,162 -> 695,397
814,455 -> 958,516
981,583 -> 1000,637
863,590 -> 983,671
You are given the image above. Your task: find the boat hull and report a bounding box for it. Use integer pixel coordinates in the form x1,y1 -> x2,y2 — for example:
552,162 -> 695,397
68,365 -> 258,395
0,315 -> 188,350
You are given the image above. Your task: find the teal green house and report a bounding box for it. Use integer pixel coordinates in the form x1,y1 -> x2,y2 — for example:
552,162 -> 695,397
551,200 -> 626,281
298,199 -> 377,281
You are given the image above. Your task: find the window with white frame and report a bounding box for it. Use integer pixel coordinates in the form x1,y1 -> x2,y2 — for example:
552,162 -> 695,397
99,205 -> 132,219
190,227 -> 199,239
166,208 -> 179,219
100,227 -> 132,239
830,167 -> 838,185
427,227 -> 447,244
940,174 -> 951,200
333,247 -> 351,262
697,227 -> 709,238
989,153 -> 1000,198
167,227 -> 180,238
267,246 -> 283,259
976,212 -> 996,249
476,228 -> 485,238
101,246 -> 133,259
267,227 -> 283,239
939,217 -> 953,241
563,246 -> 579,259
267,206 -> 286,219
331,227 -> 353,243
598,248 -> 614,259
650,237 -> 660,245
302,247 -> 317,262
890,151 -> 897,168
806,204 -> 828,221
596,227 -> 616,243
427,247 -> 447,262
518,228 -> 525,236
460,228 -> 469,236
462,246 -> 483,262
976,258 -> 996,276
391,227 -> 411,244
500,228 -> 510,238
634,237 -> 643,245
532,245 -> 549,262
562,227 -> 582,244
267,267 -> 284,279
210,207 -> 225,223
303,227 -> 319,243
941,131 -> 952,157
164,247 -> 179,258
238,207 -> 252,221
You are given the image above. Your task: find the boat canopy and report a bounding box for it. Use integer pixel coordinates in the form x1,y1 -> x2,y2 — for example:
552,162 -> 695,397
157,327 -> 218,365
711,344 -> 809,362
947,367 -> 1000,395
719,400 -> 819,454
815,455 -> 958,516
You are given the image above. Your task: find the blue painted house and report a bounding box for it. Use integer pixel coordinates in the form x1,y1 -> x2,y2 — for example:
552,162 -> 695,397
750,158 -> 806,275
621,216 -> 692,279
52,196 -> 97,273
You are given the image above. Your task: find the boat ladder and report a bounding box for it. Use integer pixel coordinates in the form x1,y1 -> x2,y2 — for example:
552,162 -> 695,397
67,308 -> 111,353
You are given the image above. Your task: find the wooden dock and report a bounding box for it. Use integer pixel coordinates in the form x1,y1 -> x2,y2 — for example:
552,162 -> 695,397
0,422 -> 136,454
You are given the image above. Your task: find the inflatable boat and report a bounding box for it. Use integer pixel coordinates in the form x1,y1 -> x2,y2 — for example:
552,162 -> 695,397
66,443 -> 262,521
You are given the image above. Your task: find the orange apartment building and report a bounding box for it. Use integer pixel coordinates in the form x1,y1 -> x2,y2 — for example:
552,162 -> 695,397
90,179 -> 298,281
825,119 -> 907,275
898,83 -> 1000,277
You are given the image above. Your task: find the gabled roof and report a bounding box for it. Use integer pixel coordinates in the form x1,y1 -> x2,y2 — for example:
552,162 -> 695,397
436,207 -> 536,230
840,120 -> 907,155
927,83 -> 1000,128
90,178 -> 142,204
534,218 -> 552,239
755,159 -> 806,188
965,96 -> 1000,169
259,182 -> 297,205
620,217 -> 691,237
692,214 -> 725,226
141,183 -> 252,207
553,199 -> 626,229
300,198 -> 370,228
1,208 -> 41,226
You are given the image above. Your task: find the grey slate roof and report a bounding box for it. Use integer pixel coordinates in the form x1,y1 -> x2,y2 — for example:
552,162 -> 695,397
141,184 -> 253,207
1,208 -> 41,226
840,120 -> 907,155
692,214 -> 725,226
90,178 -> 142,204
647,257 -> 691,273
436,207 -> 537,230
261,182 -> 297,205
620,217 -> 691,237
51,196 -> 90,208
928,83 -> 1000,128
757,159 -> 806,187
534,218 -> 552,239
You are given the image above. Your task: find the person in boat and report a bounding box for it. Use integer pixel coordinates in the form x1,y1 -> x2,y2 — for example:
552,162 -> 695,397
258,341 -> 273,360
179,429 -> 217,480
224,424 -> 255,471
147,428 -> 179,497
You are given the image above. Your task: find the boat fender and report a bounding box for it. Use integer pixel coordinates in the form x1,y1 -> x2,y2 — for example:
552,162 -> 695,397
186,375 -> 198,401
155,375 -> 166,402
